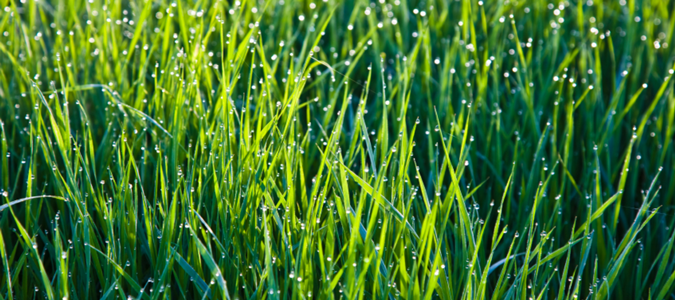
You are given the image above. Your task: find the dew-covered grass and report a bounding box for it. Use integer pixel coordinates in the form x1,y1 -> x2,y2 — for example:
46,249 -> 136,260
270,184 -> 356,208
1,0 -> 675,299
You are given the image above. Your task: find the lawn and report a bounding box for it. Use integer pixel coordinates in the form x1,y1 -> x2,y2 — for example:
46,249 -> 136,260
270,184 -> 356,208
0,0 -> 675,299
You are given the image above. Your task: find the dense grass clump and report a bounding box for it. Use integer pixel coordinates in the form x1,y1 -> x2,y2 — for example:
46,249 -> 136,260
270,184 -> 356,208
1,0 -> 675,299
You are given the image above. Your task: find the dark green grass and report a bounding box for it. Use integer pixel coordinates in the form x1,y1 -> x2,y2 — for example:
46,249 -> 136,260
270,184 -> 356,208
1,0 -> 675,299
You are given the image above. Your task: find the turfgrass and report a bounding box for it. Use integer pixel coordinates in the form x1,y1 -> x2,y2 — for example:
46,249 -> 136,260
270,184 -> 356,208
0,0 -> 674,299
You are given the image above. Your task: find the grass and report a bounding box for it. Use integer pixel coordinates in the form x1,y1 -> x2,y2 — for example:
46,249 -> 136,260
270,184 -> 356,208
0,0 -> 675,299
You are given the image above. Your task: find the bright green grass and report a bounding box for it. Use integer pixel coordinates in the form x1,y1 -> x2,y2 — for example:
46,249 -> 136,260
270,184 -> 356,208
0,0 -> 674,299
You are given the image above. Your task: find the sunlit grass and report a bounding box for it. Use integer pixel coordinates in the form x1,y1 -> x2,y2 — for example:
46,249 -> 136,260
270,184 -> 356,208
0,0 -> 674,299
